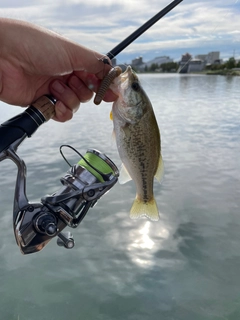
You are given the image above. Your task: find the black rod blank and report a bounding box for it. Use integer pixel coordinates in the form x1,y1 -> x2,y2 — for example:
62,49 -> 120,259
106,0 -> 183,60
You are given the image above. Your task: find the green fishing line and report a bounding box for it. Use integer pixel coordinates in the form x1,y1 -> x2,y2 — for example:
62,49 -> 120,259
78,151 -> 114,182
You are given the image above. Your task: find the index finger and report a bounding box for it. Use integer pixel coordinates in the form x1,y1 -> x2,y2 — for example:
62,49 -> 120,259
73,71 -> 118,102
76,50 -> 113,78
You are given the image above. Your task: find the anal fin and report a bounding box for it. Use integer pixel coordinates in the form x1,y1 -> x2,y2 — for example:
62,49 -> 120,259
155,154 -> 164,183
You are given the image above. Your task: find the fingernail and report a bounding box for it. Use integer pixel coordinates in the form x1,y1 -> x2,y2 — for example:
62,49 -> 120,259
52,81 -> 65,93
56,101 -> 67,115
69,75 -> 83,89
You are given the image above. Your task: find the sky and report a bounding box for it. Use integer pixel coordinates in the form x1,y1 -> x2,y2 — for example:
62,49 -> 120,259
0,0 -> 240,64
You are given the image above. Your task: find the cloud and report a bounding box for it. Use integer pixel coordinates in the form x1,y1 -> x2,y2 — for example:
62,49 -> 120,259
0,0 -> 239,61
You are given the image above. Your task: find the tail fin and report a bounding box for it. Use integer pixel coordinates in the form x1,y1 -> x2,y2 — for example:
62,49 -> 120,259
130,197 -> 159,221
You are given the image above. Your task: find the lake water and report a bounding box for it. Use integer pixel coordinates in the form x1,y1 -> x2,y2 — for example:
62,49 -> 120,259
0,73 -> 239,320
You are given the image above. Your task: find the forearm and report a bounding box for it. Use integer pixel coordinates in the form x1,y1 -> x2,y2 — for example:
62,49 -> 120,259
0,17 -> 112,74
0,18 -> 73,74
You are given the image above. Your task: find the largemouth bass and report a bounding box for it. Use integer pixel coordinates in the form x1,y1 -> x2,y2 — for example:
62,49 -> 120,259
110,66 -> 164,221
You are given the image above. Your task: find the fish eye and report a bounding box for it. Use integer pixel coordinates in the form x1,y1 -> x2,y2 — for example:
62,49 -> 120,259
131,82 -> 140,91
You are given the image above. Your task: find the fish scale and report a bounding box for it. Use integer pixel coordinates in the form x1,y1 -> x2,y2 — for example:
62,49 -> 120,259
122,122 -> 155,202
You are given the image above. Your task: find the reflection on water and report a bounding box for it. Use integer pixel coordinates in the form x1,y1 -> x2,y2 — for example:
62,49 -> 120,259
136,222 -> 155,250
127,221 -> 170,268
0,74 -> 240,320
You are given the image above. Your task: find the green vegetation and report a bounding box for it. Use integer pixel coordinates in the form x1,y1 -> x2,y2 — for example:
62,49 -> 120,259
160,62 -> 179,72
206,57 -> 240,75
143,62 -> 179,72
206,69 -> 240,76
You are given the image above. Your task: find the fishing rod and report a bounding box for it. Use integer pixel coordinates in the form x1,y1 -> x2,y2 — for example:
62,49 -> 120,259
106,0 -> 183,59
0,0 -> 183,255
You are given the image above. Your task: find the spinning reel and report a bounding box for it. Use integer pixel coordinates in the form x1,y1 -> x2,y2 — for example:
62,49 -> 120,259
0,96 -> 119,255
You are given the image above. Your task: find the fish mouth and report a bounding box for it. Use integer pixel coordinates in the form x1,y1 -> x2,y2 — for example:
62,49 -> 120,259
122,65 -> 132,75
120,66 -> 133,83
110,66 -> 132,94
119,66 -> 138,86
110,65 -> 138,97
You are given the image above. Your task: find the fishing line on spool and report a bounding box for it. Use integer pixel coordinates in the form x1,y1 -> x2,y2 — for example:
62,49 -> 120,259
59,144 -> 110,181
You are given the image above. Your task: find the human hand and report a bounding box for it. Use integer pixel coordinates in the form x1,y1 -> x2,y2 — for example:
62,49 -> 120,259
0,18 -> 117,122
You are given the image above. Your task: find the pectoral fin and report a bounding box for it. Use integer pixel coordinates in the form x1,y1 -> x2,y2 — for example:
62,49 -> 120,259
119,163 -> 132,184
154,154 -> 164,183
111,129 -> 116,142
110,110 -> 113,121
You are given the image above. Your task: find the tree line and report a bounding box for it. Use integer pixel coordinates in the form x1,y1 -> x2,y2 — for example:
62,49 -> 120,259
207,57 -> 240,71
143,62 -> 179,72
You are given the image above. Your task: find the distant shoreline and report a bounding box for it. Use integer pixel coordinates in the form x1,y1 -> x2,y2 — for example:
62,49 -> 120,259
137,70 -> 240,76
205,70 -> 240,76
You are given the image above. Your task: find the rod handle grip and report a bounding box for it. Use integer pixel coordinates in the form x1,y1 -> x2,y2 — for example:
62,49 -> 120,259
32,96 -> 56,121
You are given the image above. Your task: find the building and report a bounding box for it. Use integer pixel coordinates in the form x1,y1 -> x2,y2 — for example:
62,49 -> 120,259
131,56 -> 144,67
188,59 -> 205,72
145,56 -> 173,67
195,54 -> 207,61
131,56 -> 173,71
206,51 -> 220,65
178,53 -> 192,73
195,52 -> 220,65
178,51 -> 221,73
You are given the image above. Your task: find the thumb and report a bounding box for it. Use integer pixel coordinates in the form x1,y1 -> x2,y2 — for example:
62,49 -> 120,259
61,39 -> 112,76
